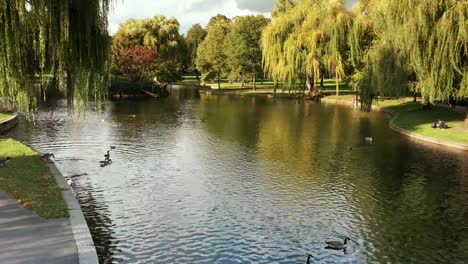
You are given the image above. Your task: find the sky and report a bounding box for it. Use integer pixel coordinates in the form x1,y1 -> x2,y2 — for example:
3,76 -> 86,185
108,0 -> 275,35
108,0 -> 357,35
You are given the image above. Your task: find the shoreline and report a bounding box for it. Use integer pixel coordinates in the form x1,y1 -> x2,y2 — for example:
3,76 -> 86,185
321,97 -> 468,151
199,89 -> 467,151
0,112 -> 19,134
47,162 -> 99,264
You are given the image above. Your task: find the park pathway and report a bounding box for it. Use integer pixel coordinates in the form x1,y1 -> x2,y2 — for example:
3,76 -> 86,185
0,190 -> 78,264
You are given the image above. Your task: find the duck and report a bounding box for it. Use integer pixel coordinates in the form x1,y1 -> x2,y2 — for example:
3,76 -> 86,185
104,150 -> 110,160
307,254 -> 313,264
40,153 -> 55,159
325,237 -> 349,250
365,136 -> 373,143
110,146 -> 116,150
0,157 -> 11,167
100,159 -> 112,167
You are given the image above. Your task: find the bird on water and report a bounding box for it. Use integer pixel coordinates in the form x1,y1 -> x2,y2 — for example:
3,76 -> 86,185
325,237 -> 349,250
40,153 -> 55,160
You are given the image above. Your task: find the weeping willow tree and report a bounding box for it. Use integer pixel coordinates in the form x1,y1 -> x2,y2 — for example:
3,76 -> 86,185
352,0 -> 468,112
0,0 -> 112,113
262,0 -> 354,95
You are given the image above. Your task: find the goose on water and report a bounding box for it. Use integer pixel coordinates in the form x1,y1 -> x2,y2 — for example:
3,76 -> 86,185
104,150 -> 110,160
100,159 -> 112,167
325,237 -> 349,250
0,157 -> 11,167
40,153 -> 55,159
307,254 -> 313,264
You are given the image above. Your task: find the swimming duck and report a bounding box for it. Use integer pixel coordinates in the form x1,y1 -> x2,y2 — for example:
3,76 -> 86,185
325,237 -> 349,250
0,157 -> 11,167
365,136 -> 373,143
40,153 -> 55,159
110,146 -> 116,150
100,159 -> 112,167
104,150 -> 110,160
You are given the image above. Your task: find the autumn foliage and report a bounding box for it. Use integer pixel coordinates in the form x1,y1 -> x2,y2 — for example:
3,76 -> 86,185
120,46 -> 158,82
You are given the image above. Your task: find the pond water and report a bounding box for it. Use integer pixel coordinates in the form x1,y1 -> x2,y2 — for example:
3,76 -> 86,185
8,86 -> 468,263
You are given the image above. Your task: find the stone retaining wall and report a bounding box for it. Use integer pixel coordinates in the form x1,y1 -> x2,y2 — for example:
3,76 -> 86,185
48,163 -> 99,264
0,113 -> 18,134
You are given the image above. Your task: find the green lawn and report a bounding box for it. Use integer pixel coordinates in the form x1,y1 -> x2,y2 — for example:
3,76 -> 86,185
182,75 -> 198,80
0,139 -> 68,218
0,113 -> 12,122
384,102 -> 468,144
205,79 -> 354,94
325,96 -> 468,144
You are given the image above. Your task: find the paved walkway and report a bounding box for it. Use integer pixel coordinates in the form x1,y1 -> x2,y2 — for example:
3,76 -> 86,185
0,190 -> 78,264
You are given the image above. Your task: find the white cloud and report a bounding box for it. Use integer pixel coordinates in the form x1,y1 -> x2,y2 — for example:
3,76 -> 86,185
108,0 -> 274,35
235,0 -> 276,12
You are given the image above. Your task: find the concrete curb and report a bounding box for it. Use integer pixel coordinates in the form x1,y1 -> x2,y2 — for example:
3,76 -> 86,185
47,163 -> 99,264
321,97 -> 468,151
0,112 -> 19,134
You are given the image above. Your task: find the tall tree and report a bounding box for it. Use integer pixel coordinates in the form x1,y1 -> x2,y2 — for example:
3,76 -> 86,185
111,16 -> 185,86
0,0 -> 112,112
196,17 -> 231,88
225,15 -> 270,90
262,0 -> 354,95
185,24 -> 207,79
352,0 -> 468,115
111,16 -> 182,75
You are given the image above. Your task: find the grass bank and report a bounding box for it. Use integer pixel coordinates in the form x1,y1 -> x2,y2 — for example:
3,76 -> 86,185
325,95 -> 468,145
0,139 -> 68,218
0,113 -> 12,122
203,79 -> 355,95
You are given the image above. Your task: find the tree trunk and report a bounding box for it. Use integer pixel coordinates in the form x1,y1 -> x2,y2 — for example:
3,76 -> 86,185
241,73 -> 244,88
465,110 -> 468,129
413,92 -> 417,102
320,73 -> 324,91
253,74 -> 256,91
217,73 -> 221,89
306,75 -> 312,94
274,80 -> 277,97
335,80 -> 339,96
422,101 -> 431,110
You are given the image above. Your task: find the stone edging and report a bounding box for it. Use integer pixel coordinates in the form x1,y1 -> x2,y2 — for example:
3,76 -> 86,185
0,113 -> 19,134
47,162 -> 99,264
321,97 -> 468,151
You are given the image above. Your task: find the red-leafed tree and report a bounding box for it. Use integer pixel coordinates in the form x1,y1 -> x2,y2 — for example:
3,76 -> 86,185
120,46 -> 158,82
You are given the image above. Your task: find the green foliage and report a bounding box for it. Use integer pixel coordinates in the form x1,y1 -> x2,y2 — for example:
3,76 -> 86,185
225,15 -> 270,87
112,16 -> 186,85
154,60 -> 183,84
352,0 -> 468,109
185,24 -> 207,76
0,0 -> 112,113
262,0 -> 354,94
196,17 -> 231,87
111,16 -> 183,73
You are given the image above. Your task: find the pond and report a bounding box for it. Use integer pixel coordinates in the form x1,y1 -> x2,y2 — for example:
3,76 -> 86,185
8,86 -> 468,263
